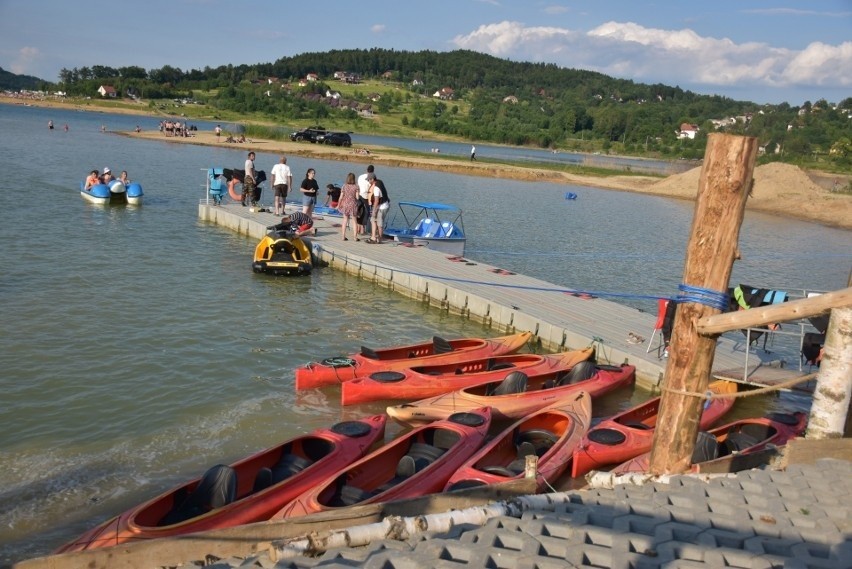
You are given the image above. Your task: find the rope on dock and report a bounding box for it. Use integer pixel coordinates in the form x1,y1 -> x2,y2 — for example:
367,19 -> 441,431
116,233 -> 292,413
661,372 -> 819,400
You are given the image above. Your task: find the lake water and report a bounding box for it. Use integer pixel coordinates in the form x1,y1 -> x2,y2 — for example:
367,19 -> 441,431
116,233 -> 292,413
1,104 -> 849,565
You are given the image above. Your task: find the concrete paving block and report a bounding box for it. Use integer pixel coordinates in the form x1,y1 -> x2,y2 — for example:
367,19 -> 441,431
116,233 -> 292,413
695,527 -> 754,549
652,539 -> 707,563
611,513 -> 663,536
653,521 -> 705,544
463,527 -> 543,555
704,485 -> 748,505
784,543 -> 852,569
742,534 -> 802,556
521,515 -> 582,540
413,539 -> 474,563
701,547 -> 766,568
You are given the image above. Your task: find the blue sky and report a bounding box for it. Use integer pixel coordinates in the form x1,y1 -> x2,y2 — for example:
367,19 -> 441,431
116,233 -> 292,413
2,0 -> 850,105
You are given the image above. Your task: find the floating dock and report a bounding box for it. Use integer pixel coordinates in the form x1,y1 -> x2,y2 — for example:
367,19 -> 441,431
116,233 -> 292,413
199,202 -> 804,390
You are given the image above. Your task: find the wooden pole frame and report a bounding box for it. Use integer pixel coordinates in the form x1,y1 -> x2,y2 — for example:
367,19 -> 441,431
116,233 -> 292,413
649,133 -> 758,475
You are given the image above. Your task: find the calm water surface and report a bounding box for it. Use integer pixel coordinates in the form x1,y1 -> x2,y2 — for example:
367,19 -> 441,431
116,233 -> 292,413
1,105 -> 849,565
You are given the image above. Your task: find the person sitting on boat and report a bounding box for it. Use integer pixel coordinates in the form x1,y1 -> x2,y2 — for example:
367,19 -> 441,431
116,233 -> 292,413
100,167 -> 113,184
120,171 -> 131,185
84,169 -> 99,190
325,183 -> 341,208
268,211 -> 317,238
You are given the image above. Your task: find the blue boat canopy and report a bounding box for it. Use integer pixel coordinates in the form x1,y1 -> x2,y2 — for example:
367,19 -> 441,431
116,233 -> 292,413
397,201 -> 462,212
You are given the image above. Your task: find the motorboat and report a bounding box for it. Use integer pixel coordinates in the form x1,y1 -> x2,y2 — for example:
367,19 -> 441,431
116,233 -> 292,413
386,361 -> 634,426
252,226 -> 312,276
295,331 -> 532,389
444,391 -> 592,491
56,415 -> 387,552
382,201 -> 466,256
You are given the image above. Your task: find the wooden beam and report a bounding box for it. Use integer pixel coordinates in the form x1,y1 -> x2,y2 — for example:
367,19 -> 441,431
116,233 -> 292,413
696,287 -> 852,335
649,133 -> 758,475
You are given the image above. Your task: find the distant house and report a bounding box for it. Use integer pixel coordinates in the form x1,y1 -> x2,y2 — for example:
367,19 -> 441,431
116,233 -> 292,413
97,85 -> 117,98
433,87 -> 454,100
502,95 -> 518,104
677,123 -> 700,140
411,78 -> 423,86
266,77 -> 280,85
306,73 -> 319,82
381,71 -> 394,80
325,89 -> 341,99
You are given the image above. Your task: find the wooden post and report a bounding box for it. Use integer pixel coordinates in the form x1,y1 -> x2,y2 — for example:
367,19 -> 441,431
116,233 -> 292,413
649,133 -> 758,474
806,303 -> 852,438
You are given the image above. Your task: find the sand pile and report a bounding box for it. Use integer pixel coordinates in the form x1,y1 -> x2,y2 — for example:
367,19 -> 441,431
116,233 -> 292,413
649,163 -> 852,229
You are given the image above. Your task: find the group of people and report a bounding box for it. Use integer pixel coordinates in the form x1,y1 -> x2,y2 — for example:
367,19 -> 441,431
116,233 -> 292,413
159,120 -> 195,137
337,164 -> 389,244
84,167 -> 131,189
237,152 -> 390,243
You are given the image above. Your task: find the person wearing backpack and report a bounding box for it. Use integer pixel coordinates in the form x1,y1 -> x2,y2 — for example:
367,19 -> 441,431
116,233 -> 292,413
367,176 -> 390,244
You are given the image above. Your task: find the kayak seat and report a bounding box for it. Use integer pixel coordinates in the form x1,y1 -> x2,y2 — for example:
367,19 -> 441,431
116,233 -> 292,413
331,484 -> 372,507
160,464 -> 237,526
517,429 -> 558,456
374,454 -> 422,494
720,431 -> 760,456
433,336 -> 454,354
487,371 -> 528,396
487,358 -> 515,372
482,465 -> 517,477
739,423 -> 774,441
556,361 -> 597,386
272,454 -> 313,483
691,431 -> 720,463
428,428 -> 461,450
252,467 -> 273,493
360,346 -> 380,359
303,438 -> 335,461
407,442 -> 445,466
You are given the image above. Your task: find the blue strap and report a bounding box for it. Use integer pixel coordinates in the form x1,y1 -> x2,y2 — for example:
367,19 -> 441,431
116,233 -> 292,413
675,284 -> 729,311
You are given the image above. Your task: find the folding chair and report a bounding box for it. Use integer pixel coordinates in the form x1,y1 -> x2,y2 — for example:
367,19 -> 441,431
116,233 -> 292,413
646,298 -> 671,358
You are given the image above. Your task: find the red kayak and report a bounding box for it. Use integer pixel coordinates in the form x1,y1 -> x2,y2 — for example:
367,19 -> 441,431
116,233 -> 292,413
570,379 -> 738,478
611,411 -> 808,475
386,361 -> 634,426
445,391 -> 592,491
295,332 -> 532,389
273,408 -> 492,519
340,348 -> 594,406
56,415 -> 387,553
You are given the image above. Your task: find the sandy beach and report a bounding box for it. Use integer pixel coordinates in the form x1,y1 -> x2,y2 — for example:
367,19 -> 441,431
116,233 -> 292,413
8,97 -> 851,230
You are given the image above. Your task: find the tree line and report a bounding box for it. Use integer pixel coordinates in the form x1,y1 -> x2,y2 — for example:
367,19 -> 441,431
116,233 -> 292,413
12,49 -> 852,166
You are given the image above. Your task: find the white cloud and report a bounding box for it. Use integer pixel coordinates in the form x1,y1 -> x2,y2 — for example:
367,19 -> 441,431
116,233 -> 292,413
11,46 -> 40,75
452,20 -> 852,92
371,24 -> 386,34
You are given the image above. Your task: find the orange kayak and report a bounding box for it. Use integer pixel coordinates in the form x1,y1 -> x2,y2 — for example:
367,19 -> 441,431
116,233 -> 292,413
341,348 -> 594,406
570,379 -> 737,478
295,332 -> 532,389
387,360 -> 633,427
611,411 -> 808,475
55,415 -> 387,553
273,408 -> 492,519
445,391 -> 592,491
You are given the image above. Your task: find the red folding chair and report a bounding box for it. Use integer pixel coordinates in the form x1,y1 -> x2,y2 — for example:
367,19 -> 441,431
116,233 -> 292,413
646,299 -> 671,358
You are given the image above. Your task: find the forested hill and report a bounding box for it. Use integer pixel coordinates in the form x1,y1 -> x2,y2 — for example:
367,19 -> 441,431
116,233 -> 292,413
26,49 -> 852,164
0,67 -> 43,91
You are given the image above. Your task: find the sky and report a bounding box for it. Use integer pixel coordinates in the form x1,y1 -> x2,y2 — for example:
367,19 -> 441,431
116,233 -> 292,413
1,0 -> 850,106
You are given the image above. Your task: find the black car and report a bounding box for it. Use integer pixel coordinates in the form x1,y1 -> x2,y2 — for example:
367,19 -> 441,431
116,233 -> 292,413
320,132 -> 352,147
289,126 -> 327,143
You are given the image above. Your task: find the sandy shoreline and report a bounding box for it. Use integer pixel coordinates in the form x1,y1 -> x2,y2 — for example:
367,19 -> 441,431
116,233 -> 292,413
8,97 -> 851,230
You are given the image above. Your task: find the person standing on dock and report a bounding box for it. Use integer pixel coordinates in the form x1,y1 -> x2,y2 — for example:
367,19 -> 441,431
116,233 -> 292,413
271,156 -> 292,216
300,168 -> 319,218
338,173 -> 360,241
241,151 -> 256,207
470,145 -> 476,161
357,165 -> 375,236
